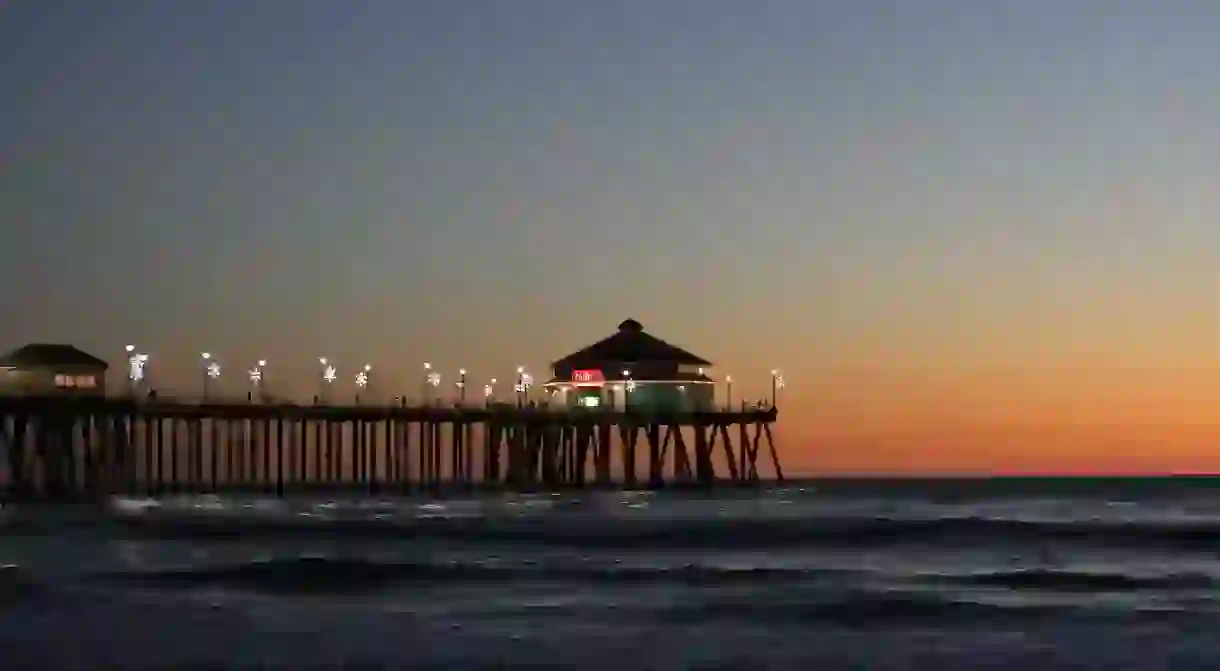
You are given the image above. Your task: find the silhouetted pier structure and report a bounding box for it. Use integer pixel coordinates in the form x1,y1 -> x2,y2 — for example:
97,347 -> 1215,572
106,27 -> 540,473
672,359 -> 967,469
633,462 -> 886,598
0,396 -> 782,500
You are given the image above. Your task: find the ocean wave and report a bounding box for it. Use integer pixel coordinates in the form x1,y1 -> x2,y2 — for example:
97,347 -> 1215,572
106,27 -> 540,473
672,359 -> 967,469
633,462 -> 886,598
936,569 -> 1218,592
88,556 -> 1220,601
652,590 -> 1078,626
91,557 -> 870,594
92,512 -> 1220,552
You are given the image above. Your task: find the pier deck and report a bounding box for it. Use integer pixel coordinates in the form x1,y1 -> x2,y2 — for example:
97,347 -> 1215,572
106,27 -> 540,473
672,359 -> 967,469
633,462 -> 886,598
0,396 -> 782,500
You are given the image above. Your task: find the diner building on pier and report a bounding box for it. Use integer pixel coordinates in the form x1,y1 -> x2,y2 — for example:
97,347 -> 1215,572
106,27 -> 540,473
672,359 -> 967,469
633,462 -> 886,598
543,319 -> 715,411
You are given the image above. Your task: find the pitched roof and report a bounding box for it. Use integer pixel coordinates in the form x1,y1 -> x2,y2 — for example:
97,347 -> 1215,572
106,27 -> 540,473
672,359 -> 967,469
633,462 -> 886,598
0,344 -> 109,369
552,319 -> 712,367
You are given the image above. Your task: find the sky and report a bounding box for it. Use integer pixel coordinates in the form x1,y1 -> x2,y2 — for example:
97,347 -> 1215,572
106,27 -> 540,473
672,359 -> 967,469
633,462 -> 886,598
3,0 -> 1220,475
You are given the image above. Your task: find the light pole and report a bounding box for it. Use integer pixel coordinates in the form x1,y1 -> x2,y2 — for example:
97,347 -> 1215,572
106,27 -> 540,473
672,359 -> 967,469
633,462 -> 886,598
622,369 -> 634,410
422,362 -> 432,405
426,368 -> 441,405
125,345 -> 149,396
248,360 -> 263,402
355,364 -> 370,404
202,354 -> 220,401
200,352 -> 212,399
485,378 -> 496,406
457,368 -> 467,406
515,368 -> 533,407
319,357 -> 336,403
771,369 -> 785,407
725,374 -> 733,410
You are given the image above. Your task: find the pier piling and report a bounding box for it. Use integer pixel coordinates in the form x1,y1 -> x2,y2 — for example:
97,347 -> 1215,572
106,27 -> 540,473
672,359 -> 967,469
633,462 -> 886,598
0,396 -> 781,500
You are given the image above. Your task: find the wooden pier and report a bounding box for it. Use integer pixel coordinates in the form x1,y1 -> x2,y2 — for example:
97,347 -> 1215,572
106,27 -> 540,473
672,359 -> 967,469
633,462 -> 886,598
0,395 -> 782,500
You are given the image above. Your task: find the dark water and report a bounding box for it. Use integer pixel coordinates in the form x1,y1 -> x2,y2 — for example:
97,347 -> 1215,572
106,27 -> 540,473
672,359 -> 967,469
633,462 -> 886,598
6,479 -> 1220,669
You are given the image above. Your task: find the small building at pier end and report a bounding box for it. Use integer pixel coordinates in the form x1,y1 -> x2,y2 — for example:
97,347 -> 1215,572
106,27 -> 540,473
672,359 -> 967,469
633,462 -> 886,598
544,319 -> 715,411
0,343 -> 108,396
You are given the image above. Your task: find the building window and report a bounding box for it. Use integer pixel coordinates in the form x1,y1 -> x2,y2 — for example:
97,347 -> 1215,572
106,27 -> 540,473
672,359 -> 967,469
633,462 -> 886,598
55,375 -> 96,388
581,396 -> 601,408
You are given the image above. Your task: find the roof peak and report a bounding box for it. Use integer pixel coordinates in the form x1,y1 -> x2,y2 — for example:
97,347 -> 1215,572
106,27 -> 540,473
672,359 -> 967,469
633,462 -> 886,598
618,318 -> 643,333
553,320 -> 712,367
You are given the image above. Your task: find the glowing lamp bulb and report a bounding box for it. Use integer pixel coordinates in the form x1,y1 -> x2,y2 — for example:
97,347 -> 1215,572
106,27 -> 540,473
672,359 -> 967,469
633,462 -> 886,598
424,362 -> 431,370
322,365 -> 337,384
459,368 -> 466,376
258,360 -> 267,367
207,362 -> 221,379
319,357 -> 328,365
356,371 -> 368,388
127,351 -> 148,383
517,366 -> 525,374
201,352 -> 211,360
125,344 -> 135,353
364,364 -> 371,372
726,375 -> 732,383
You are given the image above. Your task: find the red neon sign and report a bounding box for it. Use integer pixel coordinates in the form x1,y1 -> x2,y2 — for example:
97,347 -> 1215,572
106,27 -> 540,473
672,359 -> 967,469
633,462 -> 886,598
572,369 -> 605,385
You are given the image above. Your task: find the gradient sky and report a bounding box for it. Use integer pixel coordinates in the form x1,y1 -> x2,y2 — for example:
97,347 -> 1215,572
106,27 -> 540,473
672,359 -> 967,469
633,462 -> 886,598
4,1 -> 1220,475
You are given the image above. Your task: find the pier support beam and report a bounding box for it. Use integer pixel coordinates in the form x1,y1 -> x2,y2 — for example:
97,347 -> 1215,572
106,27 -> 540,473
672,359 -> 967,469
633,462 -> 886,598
0,398 -> 781,498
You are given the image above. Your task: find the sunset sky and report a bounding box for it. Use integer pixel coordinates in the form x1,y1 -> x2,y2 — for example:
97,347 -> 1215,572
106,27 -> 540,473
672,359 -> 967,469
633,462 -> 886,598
4,1 -> 1220,475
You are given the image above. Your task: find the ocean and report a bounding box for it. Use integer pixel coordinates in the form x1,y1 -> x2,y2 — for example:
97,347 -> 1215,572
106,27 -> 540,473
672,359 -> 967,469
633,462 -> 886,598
5,478 -> 1220,669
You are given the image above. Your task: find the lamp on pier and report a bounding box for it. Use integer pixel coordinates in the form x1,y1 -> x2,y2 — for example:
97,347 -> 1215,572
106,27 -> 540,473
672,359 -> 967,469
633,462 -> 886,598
319,357 -> 336,402
355,364 -> 371,404
515,367 -> 533,407
248,359 -> 264,402
770,369 -> 785,407
426,368 -> 441,405
202,353 -> 221,401
485,377 -> 496,405
456,368 -> 467,406
622,369 -> 635,409
725,374 -> 733,410
422,362 -> 432,405
125,345 -> 148,396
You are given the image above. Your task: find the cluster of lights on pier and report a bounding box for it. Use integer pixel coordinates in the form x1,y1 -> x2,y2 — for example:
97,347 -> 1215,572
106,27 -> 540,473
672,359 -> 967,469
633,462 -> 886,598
121,345 -> 786,406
